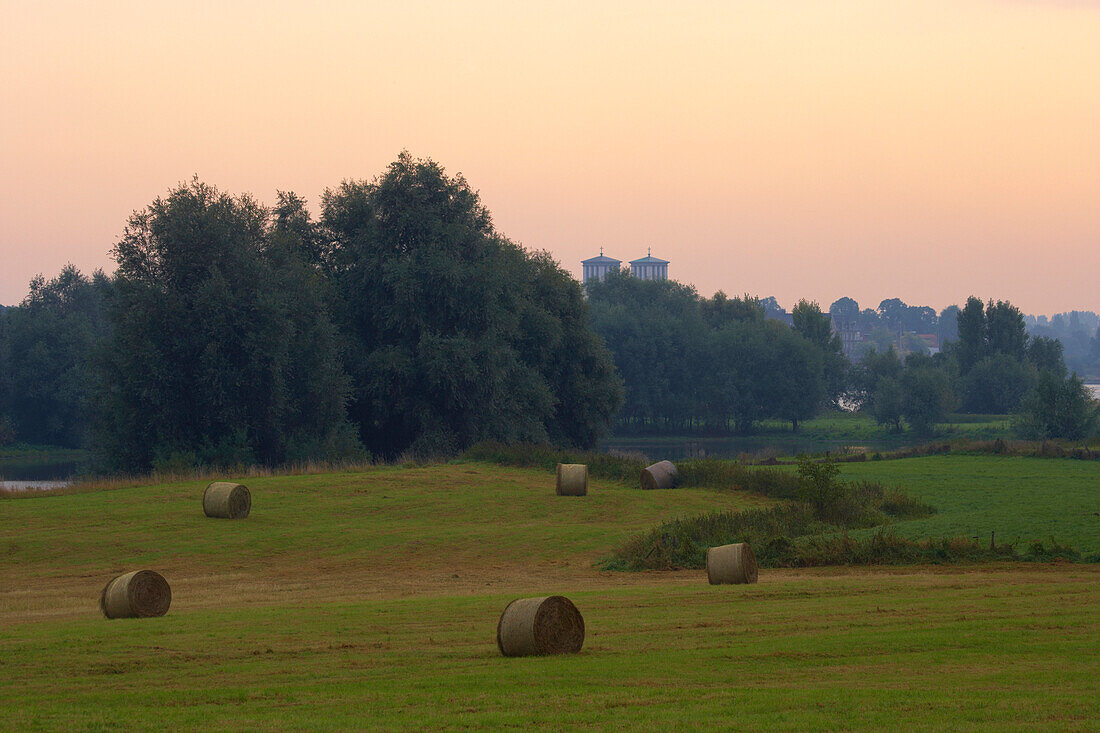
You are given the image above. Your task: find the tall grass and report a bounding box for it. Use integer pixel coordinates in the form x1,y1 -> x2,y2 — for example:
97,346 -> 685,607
464,442 -> 648,483
0,456 -> 380,499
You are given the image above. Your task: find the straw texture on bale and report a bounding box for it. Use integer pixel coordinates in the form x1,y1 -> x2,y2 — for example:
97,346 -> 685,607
99,570 -> 172,619
555,463 -> 588,496
203,481 -> 251,519
706,542 -> 759,585
640,460 -> 679,490
496,596 -> 585,657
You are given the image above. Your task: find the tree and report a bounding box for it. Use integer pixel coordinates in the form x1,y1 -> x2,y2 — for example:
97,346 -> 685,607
960,354 -> 1035,414
985,300 -> 1028,361
96,179 -> 356,471
792,299 -> 846,407
856,348 -> 903,409
877,298 -> 908,331
901,366 -> 955,434
872,377 -> 904,431
937,305 -> 960,345
829,297 -> 859,324
768,325 -> 824,432
702,291 -> 764,327
1014,371 -> 1098,441
0,266 -> 110,447
322,153 -> 622,456
954,296 -> 987,375
1026,336 -> 1066,376
589,270 -> 704,432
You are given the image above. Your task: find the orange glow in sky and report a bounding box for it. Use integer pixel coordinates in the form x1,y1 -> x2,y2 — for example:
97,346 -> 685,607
2,1 -> 1098,313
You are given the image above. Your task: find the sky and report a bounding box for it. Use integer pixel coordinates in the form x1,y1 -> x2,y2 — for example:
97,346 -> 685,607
2,0 -> 1098,314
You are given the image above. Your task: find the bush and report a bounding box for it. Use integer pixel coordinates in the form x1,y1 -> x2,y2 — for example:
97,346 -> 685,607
677,458 -> 803,498
1023,539 -> 1080,562
785,531 -> 1018,567
604,505 -> 820,570
795,454 -> 871,524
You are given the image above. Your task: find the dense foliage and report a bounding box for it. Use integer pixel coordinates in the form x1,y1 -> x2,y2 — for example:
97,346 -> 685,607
95,180 -> 357,472
3,155 -> 1097,462
320,154 -> 622,457
587,273 -> 837,433
853,297 -> 1098,438
0,267 -> 110,447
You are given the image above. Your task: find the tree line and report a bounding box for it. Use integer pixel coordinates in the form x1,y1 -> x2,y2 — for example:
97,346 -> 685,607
0,154 -> 623,470
586,272 -> 846,434
1,154 -> 1097,463
585,280 -> 1095,439
853,297 -> 1097,439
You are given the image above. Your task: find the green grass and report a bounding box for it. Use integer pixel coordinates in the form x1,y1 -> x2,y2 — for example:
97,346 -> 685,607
2,571 -> 1096,730
0,464 -> 764,580
2,459 -> 1098,730
823,455 -> 1100,556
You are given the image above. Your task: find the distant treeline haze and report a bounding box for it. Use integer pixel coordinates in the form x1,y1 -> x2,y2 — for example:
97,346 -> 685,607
1,154 -> 1097,466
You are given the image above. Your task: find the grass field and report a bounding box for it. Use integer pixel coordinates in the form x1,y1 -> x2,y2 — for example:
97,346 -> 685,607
2,459 -> 1098,730
824,455 -> 1100,556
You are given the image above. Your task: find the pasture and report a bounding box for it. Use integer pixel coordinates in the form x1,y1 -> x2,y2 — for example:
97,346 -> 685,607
2,460 -> 1097,730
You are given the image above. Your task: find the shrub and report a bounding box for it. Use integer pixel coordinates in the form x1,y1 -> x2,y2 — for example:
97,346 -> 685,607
604,505 -> 819,570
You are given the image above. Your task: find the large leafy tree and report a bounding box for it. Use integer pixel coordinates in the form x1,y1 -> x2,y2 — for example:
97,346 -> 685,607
97,179 -> 355,471
961,354 -> 1035,414
321,153 -> 621,456
900,363 -> 955,434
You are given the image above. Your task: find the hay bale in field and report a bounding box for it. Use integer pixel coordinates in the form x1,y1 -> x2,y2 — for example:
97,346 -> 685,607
203,481 -> 251,519
555,463 -> 588,496
640,460 -> 678,490
706,542 -> 758,585
497,596 -> 585,657
99,570 -> 172,619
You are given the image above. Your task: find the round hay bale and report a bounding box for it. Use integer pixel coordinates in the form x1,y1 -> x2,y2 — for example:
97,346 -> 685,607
99,570 -> 172,619
555,463 -> 588,496
706,542 -> 758,585
203,481 -> 251,519
496,596 -> 585,657
640,460 -> 679,490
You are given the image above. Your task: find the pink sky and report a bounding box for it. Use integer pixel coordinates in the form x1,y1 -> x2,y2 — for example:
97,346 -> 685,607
2,1 -> 1098,314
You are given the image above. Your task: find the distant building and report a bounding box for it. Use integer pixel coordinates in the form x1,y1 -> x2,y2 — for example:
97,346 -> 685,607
831,317 -> 866,360
916,334 -> 940,356
581,250 -> 622,284
629,249 -> 669,281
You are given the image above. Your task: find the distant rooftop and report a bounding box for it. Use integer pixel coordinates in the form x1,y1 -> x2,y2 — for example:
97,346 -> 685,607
581,254 -> 622,265
629,254 -> 669,265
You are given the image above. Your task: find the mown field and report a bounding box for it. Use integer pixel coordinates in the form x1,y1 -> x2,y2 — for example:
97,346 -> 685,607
2,459 -> 1098,730
827,455 -> 1100,556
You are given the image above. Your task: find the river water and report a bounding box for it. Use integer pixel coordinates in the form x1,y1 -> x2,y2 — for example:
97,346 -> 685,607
1088,384 -> 1100,400
0,459 -> 85,492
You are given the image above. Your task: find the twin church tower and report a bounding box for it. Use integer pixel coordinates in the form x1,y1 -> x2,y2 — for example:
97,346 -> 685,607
581,248 -> 669,284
